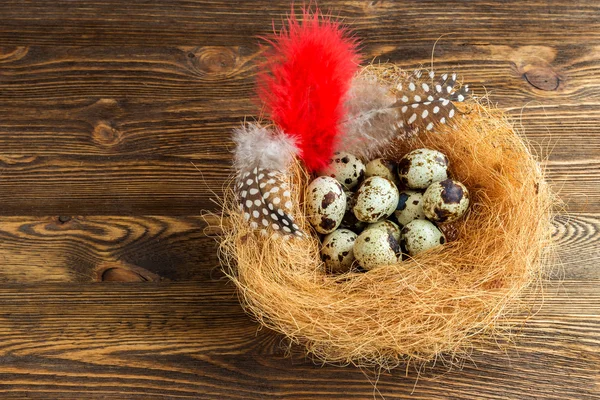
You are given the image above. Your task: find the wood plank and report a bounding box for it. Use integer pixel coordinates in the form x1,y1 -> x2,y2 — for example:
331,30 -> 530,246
0,155 -> 227,215
0,280 -> 595,399
0,216 -> 217,283
552,213 -> 600,280
0,212 -> 594,284
0,155 -> 591,214
0,44 -> 600,215
2,44 -> 598,105
1,44 -> 600,161
1,43 -> 598,214
1,1 -> 600,46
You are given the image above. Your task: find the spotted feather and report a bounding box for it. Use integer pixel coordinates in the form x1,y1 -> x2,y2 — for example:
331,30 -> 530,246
393,71 -> 471,133
237,166 -> 303,238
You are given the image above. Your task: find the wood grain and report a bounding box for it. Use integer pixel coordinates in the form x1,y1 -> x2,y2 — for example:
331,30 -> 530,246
0,156 -> 591,215
0,44 -> 599,213
1,1 -> 600,46
0,156 -> 227,215
0,0 -> 598,398
0,212 -> 593,284
0,215 -> 219,283
0,281 -> 596,399
1,43 -> 599,164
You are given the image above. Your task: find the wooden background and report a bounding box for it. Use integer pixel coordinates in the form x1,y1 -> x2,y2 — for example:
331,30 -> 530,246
0,1 -> 598,398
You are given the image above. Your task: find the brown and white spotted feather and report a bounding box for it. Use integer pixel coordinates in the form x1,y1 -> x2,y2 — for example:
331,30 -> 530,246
393,71 -> 471,133
341,69 -> 472,159
237,166 -> 303,238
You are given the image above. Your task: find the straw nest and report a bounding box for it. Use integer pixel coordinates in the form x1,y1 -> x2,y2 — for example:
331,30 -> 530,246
218,87 -> 555,370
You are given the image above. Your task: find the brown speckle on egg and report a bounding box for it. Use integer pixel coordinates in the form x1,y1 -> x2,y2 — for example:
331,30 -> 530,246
439,179 -> 464,204
354,228 -> 400,270
433,207 -> 452,223
319,152 -> 365,189
353,176 -> 400,223
387,232 -> 401,255
434,154 -> 449,166
422,179 -> 470,223
401,219 -> 446,256
397,149 -> 449,189
320,229 -> 357,273
320,217 -> 337,231
321,191 -> 338,209
306,176 -> 346,234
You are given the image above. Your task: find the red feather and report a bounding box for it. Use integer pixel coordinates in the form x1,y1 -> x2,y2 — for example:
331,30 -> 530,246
256,7 -> 361,171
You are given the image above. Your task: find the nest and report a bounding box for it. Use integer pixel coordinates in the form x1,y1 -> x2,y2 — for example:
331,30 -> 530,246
218,97 -> 555,370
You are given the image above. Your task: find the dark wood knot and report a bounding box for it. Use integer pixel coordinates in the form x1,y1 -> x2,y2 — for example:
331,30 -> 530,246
198,47 -> 237,73
187,46 -> 242,78
96,261 -> 163,283
524,67 -> 560,91
102,267 -> 147,282
92,120 -> 122,147
57,216 -> 72,224
0,46 -> 29,62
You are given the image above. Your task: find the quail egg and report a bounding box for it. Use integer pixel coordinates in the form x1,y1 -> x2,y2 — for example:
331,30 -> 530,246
340,191 -> 368,233
320,152 -> 365,189
306,176 -> 346,234
320,229 -> 357,273
394,190 -> 426,227
397,148 -> 449,189
401,219 -> 446,256
365,219 -> 401,243
365,158 -> 399,185
354,227 -> 401,270
353,176 -> 400,223
422,179 -> 470,223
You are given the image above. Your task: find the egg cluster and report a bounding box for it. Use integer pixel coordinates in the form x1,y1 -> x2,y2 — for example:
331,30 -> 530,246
306,150 -> 470,273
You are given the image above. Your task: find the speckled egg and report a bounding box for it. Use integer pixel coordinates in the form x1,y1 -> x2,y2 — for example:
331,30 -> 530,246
340,191 -> 368,233
422,179 -> 470,223
365,220 -> 401,243
320,152 -> 365,189
394,190 -> 426,227
306,176 -> 346,234
320,229 -> 357,273
401,219 -> 446,256
354,227 -> 401,270
397,148 -> 449,189
353,176 -> 400,223
365,158 -> 399,185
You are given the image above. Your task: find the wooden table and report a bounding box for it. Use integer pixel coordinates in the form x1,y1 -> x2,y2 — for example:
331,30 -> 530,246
0,1 -> 598,398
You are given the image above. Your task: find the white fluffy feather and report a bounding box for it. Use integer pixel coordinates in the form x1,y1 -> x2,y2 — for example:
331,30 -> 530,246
232,123 -> 299,173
